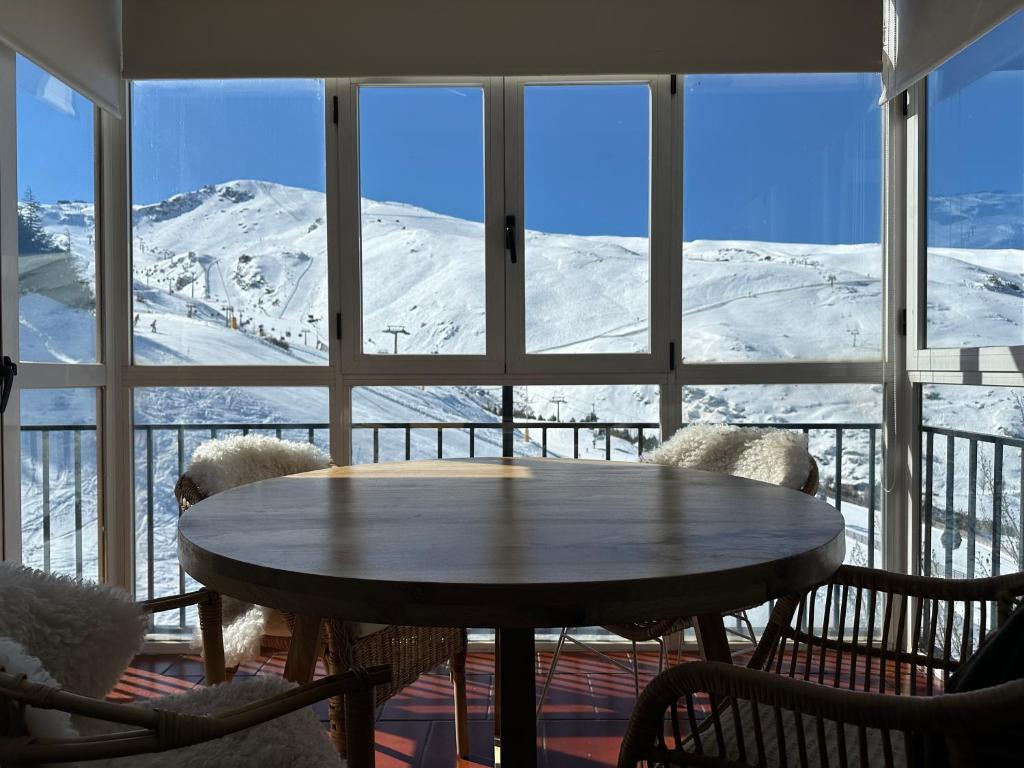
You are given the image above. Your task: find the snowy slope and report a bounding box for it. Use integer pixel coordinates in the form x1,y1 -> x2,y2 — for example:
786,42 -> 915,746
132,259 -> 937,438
16,182 -> 1024,610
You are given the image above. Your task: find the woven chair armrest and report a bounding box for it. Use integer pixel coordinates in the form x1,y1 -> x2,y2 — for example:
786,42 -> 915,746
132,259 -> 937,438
619,662 -> 1024,767
139,587 -> 219,614
0,665 -> 390,764
828,564 -> 1024,605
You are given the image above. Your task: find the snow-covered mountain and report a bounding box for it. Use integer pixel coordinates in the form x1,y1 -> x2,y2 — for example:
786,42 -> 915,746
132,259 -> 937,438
16,181 -> 1024,616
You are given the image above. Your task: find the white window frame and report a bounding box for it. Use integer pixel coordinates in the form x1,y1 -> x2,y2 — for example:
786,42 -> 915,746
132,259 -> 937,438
901,69 -> 1024,577
338,77 -> 506,376
0,69 -> 900,627
0,43 -> 111,578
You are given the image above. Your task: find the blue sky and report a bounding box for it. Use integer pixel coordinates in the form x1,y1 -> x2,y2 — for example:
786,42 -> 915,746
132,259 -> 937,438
15,29 -> 1022,246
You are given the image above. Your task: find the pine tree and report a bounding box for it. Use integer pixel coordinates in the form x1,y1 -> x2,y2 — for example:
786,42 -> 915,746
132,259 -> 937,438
18,187 -> 61,255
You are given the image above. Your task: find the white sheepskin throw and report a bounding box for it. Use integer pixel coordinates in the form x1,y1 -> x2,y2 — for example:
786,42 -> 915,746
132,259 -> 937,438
184,436 -> 331,667
0,636 -> 77,741
0,562 -> 147,699
87,676 -> 342,767
186,435 -> 331,497
644,424 -> 812,491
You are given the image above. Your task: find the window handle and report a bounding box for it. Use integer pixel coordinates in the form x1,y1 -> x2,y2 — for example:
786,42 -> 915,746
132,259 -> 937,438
505,215 -> 518,264
1,356 -> 17,415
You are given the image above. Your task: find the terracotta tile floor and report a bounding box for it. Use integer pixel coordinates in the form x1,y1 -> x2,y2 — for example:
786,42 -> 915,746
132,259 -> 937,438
110,648 -> 939,766
111,650 -> 686,766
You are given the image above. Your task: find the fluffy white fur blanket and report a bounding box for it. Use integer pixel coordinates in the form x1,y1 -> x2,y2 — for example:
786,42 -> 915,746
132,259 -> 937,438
185,436 -> 331,666
644,424 -> 812,490
0,636 -> 77,741
0,562 -> 147,699
85,675 -> 343,767
187,435 -> 331,497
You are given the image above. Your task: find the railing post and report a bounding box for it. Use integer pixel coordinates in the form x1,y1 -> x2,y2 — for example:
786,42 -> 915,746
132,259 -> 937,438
944,434 -> 955,578
502,385 -> 513,459
42,431 -> 50,573
868,427 -> 876,570
146,428 -> 156,609
923,430 -> 934,576
177,425 -> 187,629
967,439 -> 977,580
74,431 -> 83,580
834,428 -> 843,512
992,443 -> 1002,577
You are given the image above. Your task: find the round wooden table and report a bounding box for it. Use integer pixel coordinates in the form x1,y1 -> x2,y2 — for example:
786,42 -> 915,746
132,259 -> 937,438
179,457 -> 845,766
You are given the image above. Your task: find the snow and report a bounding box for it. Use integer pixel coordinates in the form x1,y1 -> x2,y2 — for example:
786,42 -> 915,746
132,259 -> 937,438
16,181 -> 1023,634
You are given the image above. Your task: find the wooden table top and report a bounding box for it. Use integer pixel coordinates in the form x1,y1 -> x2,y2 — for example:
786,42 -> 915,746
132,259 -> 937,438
178,458 -> 846,628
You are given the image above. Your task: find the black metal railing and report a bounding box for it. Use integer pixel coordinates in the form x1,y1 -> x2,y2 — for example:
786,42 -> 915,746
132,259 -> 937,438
22,418 -> 881,634
921,425 -> 1024,580
20,425 -> 95,580
354,421 -> 660,463
134,422 -> 329,632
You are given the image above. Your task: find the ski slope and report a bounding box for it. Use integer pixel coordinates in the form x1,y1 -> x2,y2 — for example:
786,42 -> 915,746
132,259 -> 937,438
16,181 -> 1024,612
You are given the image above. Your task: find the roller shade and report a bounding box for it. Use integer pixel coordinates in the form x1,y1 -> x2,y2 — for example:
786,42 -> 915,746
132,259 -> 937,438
123,0 -> 881,80
0,0 -> 123,116
882,0 -> 1023,102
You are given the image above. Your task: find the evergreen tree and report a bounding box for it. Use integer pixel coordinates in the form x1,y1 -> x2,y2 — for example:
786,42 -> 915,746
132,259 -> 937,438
18,187 -> 62,255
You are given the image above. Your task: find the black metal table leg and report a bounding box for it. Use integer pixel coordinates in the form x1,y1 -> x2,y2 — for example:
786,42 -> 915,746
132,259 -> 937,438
494,627 -> 537,767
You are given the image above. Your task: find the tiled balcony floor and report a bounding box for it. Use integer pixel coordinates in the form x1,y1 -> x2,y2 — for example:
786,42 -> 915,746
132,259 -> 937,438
112,648 -> 939,766
113,650 -> 682,767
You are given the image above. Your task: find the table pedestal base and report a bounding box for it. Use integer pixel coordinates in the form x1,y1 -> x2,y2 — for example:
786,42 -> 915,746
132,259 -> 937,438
494,627 -> 538,767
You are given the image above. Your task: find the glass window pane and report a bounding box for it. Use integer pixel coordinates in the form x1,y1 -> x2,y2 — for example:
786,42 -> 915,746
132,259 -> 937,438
524,83 -> 651,354
682,74 -> 882,362
926,11 -> 1024,349
352,386 -> 503,463
513,384 -> 659,460
17,56 -> 97,363
131,80 -> 327,365
20,389 -> 99,580
358,86 -> 486,355
921,384 -> 1024,579
133,387 -> 328,636
352,384 -> 659,464
681,383 -> 882,568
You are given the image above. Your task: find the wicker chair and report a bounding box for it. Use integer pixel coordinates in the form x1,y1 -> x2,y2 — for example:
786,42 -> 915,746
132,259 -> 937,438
0,662 -> 390,767
618,564 -> 1024,767
176,460 -> 470,759
539,456 -> 819,714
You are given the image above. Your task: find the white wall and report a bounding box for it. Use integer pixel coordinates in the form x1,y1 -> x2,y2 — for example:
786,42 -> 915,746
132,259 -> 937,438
0,0 -> 122,115
123,0 -> 881,79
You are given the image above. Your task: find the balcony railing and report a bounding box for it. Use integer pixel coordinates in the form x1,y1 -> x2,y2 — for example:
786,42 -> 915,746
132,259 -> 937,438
23,418 -> 883,635
921,425 -> 1024,580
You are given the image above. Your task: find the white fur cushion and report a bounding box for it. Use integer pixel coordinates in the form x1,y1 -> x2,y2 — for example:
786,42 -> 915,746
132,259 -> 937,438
644,424 -> 812,491
184,436 -> 331,667
0,562 -> 147,698
0,636 -> 77,741
88,676 -> 342,767
186,435 -> 331,497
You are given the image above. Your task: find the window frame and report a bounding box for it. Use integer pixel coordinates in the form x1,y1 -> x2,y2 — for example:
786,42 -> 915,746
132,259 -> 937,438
338,76 -> 506,376
0,66 -> 896,641
903,33 -> 1024,579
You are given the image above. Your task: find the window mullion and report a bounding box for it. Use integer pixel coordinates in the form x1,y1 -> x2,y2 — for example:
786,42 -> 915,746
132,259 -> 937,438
98,84 -> 133,591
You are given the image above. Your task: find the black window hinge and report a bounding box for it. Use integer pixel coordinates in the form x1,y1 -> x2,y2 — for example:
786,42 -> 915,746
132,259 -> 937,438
335,312 -> 342,340
901,91 -> 909,118
898,308 -> 907,336
670,75 -> 677,95
669,341 -> 676,371
332,95 -> 339,125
